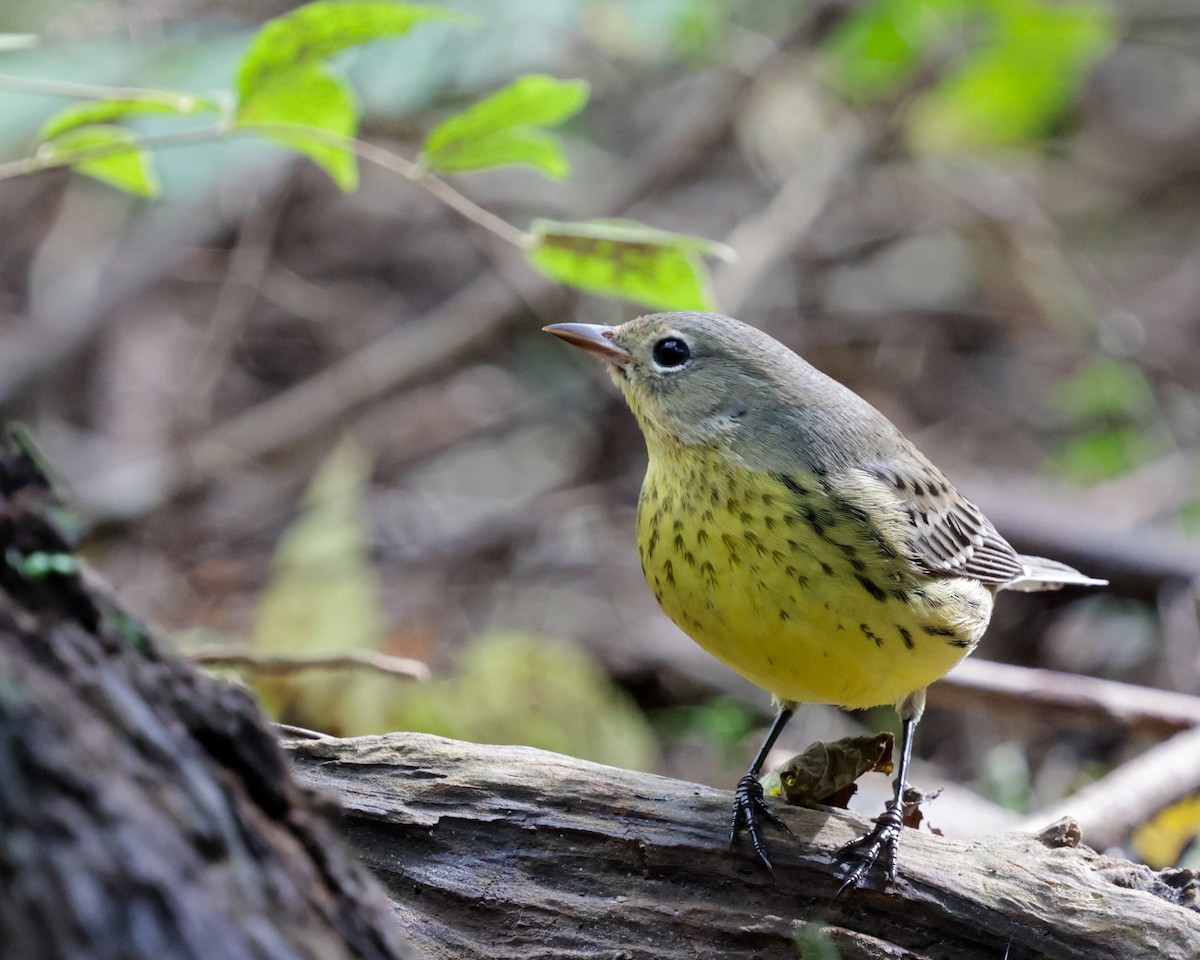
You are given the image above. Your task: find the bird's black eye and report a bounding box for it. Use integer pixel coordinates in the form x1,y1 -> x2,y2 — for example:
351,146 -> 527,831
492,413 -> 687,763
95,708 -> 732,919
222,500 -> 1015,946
652,337 -> 691,369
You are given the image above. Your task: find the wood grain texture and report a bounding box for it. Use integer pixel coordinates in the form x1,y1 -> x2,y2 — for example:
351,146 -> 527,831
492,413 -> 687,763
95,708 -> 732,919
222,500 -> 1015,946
287,732 -> 1200,960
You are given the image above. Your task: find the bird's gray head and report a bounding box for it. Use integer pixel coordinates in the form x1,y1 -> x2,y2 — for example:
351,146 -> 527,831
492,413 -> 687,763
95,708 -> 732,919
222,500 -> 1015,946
544,312 -> 814,449
544,311 -> 899,471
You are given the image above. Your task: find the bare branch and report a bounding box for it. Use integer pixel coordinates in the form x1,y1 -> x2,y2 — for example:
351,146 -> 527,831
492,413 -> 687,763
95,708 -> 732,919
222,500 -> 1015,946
195,647 -> 431,682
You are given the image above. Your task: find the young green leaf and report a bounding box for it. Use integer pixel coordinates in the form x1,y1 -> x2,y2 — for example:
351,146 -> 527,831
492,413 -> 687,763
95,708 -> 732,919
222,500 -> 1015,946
37,92 -> 220,143
422,74 -> 589,178
527,219 -> 733,311
236,1 -> 469,104
237,63 -> 359,190
38,125 -> 159,197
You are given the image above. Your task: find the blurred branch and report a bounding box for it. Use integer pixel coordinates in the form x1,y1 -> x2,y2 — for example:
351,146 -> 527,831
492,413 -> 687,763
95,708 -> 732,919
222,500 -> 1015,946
0,73 -> 195,101
286,731 -> 1200,959
1015,724 -> 1200,852
194,647 -> 430,682
0,123 -> 225,179
964,474 -> 1200,595
178,191 -> 287,426
934,658 -> 1200,739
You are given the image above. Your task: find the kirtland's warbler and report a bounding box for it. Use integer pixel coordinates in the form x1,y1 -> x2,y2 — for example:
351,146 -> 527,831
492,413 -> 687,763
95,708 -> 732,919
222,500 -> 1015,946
545,311 -> 1105,890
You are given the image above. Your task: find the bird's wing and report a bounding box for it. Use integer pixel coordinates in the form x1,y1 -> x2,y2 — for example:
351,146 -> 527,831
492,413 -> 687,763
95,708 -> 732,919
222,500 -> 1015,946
866,464 -> 1023,584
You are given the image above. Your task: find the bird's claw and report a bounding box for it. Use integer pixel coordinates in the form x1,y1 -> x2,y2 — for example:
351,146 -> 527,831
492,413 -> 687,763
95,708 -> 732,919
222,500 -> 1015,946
729,773 -> 792,872
836,800 -> 904,894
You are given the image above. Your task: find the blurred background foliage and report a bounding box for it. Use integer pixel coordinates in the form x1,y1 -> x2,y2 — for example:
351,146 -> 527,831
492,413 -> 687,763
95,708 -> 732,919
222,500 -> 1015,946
2,0 -> 1199,866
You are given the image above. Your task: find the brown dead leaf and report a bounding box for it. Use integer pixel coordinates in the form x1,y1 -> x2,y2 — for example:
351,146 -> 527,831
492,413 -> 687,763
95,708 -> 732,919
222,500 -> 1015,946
771,733 -> 894,809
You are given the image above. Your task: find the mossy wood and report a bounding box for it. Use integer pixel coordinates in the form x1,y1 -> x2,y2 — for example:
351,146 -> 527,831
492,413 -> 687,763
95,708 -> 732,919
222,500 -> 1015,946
287,732 -> 1200,960
0,438 -> 413,960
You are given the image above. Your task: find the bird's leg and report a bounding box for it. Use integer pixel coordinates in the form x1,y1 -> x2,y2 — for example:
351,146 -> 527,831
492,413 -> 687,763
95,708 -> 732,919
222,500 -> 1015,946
837,689 -> 924,893
730,702 -> 794,872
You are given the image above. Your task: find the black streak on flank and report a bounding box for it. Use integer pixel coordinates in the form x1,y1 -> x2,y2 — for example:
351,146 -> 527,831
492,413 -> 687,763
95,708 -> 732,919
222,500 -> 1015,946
801,505 -> 828,539
777,474 -> 810,498
832,495 -> 871,526
899,627 -> 914,650
856,575 -> 886,602
860,624 -> 883,647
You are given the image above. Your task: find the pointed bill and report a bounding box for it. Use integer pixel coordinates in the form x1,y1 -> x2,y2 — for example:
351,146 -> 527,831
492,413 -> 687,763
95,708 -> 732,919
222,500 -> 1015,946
543,322 -> 633,367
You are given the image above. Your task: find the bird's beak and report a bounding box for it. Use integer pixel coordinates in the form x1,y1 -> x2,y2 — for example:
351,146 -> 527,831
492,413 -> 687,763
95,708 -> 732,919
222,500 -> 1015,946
542,322 -> 633,367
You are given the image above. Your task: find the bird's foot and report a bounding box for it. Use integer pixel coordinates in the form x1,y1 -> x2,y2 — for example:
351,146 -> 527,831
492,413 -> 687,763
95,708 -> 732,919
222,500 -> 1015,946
836,800 -> 904,894
729,773 -> 792,872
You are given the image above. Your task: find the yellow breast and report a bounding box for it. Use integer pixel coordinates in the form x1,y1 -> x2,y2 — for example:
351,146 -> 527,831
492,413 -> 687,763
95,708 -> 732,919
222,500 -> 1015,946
636,446 -> 992,709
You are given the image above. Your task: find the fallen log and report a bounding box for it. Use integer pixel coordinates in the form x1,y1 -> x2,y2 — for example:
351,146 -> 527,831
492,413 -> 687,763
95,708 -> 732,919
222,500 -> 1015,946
286,731 -> 1200,960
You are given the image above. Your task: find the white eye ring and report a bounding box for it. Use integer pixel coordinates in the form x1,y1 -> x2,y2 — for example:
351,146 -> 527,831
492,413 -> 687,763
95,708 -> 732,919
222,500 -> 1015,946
651,335 -> 691,371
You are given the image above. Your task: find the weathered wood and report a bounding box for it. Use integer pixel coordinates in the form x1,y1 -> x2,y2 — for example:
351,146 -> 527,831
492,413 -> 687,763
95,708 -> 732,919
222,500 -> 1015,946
287,732 -> 1200,960
0,437 -> 415,960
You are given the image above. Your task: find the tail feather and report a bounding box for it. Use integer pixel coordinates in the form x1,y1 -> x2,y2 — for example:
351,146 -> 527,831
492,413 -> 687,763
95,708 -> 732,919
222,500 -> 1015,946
1003,554 -> 1108,593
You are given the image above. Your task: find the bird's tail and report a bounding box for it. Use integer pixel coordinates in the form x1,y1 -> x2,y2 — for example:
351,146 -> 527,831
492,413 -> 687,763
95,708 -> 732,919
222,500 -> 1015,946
1003,555 -> 1108,592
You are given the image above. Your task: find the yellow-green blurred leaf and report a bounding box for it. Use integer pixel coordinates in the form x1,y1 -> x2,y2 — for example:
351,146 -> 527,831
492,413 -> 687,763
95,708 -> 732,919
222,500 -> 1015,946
824,0 -> 968,101
236,0 -> 468,104
1052,355 -> 1158,421
1132,795 -> 1200,869
376,632 -> 659,770
908,0 -> 1114,151
237,63 -> 359,190
527,218 -> 732,311
252,437 -> 383,717
824,0 -> 1114,151
39,125 -> 159,196
37,92 -> 219,143
422,74 -> 588,178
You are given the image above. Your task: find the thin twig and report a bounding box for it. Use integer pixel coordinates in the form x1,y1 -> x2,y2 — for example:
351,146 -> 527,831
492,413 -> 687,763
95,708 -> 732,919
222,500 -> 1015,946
0,72 -> 197,102
194,647 -> 431,682
0,111 -> 534,251
0,123 -> 227,180
241,122 -> 534,249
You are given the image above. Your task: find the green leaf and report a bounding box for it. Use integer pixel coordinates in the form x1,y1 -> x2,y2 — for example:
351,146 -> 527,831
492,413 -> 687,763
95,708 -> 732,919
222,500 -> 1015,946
237,63 -> 359,190
381,632 -> 660,769
823,0 -> 1113,151
1051,355 -> 1158,421
37,92 -> 220,143
908,0 -> 1114,151
1046,427 -> 1165,484
422,74 -> 589,177
236,0 -> 469,104
38,125 -> 159,196
527,219 -> 733,311
823,0 -> 968,101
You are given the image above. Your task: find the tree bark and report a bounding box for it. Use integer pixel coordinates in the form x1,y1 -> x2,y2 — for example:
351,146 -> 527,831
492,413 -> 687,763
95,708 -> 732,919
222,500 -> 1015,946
286,731 -> 1200,960
0,437 -> 414,960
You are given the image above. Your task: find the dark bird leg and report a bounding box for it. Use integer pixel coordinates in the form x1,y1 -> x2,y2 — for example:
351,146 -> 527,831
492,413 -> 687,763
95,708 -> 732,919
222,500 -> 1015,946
837,689 -> 924,893
730,701 -> 795,871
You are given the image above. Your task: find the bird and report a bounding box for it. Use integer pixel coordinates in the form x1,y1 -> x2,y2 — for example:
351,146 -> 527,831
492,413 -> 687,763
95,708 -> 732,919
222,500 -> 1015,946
544,311 -> 1106,891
